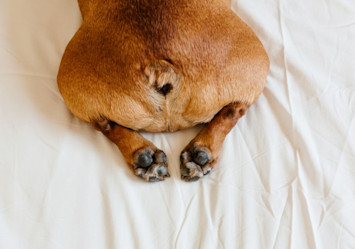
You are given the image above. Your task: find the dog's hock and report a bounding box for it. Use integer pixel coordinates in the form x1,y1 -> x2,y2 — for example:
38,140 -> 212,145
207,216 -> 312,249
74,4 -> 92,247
144,61 -> 180,96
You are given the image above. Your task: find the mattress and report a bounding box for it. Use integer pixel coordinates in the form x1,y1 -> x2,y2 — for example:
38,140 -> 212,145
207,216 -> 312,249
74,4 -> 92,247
0,0 -> 354,248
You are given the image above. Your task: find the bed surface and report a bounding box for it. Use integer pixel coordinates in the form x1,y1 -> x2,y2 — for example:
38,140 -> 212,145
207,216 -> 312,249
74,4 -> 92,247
1,0 -> 354,248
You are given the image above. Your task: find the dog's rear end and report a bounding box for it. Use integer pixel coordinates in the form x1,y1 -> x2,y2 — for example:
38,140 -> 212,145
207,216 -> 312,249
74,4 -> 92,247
58,0 -> 269,182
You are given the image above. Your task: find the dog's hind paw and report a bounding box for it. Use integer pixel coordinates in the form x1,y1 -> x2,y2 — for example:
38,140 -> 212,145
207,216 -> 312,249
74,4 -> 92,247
180,146 -> 213,182
133,148 -> 170,182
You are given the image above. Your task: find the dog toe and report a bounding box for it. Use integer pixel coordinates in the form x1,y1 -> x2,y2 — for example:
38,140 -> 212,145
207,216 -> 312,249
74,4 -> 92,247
137,153 -> 153,167
154,150 -> 167,164
134,148 -> 154,167
180,161 -> 204,182
156,165 -> 168,176
192,150 -> 211,166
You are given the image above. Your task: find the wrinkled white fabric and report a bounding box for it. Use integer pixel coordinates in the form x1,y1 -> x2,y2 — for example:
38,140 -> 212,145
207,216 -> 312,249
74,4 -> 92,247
0,0 -> 354,248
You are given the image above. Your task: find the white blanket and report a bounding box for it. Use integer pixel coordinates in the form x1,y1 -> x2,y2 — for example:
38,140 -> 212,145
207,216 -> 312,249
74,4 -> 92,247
1,0 -> 354,248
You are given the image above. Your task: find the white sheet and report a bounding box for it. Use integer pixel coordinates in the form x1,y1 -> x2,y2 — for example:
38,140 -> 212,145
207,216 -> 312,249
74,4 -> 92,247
1,0 -> 354,248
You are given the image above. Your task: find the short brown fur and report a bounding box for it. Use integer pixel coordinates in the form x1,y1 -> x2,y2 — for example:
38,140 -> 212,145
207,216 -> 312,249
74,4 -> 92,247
58,0 -> 269,182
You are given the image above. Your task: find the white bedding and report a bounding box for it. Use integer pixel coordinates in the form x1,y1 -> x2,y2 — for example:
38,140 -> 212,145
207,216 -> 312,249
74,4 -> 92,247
1,0 -> 354,248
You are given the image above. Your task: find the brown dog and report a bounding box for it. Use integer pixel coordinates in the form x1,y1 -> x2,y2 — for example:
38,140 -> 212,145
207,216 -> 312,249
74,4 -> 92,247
57,0 -> 269,182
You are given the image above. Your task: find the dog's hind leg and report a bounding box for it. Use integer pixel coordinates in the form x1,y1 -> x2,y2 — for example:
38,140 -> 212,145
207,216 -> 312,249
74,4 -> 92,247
92,118 -> 170,182
180,102 -> 248,182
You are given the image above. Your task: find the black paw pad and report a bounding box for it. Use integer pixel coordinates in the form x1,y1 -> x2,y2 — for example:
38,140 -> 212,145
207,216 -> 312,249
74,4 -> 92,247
192,150 -> 209,166
157,165 -> 167,176
137,153 -> 153,168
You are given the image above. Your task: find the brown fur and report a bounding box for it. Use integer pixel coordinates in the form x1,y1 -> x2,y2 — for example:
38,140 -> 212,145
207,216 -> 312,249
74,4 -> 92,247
57,0 -> 269,181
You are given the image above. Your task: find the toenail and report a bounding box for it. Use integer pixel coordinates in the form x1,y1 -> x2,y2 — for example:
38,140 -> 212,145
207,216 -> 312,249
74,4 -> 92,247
181,167 -> 190,176
204,169 -> 211,175
135,168 -> 145,177
149,176 -> 161,182
193,151 -> 209,166
138,153 -> 153,167
189,176 -> 200,182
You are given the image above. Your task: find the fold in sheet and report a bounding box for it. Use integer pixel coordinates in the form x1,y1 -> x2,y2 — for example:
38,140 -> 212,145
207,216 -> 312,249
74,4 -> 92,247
0,0 -> 354,248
